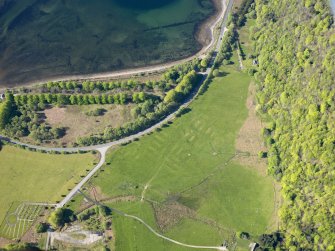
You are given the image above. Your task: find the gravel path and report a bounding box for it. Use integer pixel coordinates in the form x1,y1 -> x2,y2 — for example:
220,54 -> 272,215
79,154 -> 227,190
80,191 -> 228,251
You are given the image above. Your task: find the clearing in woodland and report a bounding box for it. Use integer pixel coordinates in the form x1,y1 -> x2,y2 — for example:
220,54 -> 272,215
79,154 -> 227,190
42,104 -> 135,146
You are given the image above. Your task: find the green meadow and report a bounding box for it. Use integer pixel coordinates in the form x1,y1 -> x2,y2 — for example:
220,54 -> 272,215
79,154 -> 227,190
86,59 -> 276,250
0,146 -> 96,224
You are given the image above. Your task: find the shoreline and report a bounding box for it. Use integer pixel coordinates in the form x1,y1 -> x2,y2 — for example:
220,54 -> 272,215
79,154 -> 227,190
195,0 -> 223,49
0,0 -> 226,91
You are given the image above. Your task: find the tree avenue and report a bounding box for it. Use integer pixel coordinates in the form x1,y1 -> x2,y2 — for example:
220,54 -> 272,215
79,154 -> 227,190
0,93 -> 16,130
0,58 -> 203,146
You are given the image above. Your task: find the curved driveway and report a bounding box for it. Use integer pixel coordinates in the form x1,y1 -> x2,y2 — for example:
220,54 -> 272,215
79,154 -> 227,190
1,0 -> 233,154
1,0 -> 234,209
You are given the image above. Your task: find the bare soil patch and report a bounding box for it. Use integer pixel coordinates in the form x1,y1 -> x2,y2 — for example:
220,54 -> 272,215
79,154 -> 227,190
235,82 -> 268,176
232,0 -> 244,9
235,83 -> 282,231
0,237 -> 12,248
20,225 -> 39,245
43,104 -> 135,146
44,107 -> 66,125
153,201 -> 195,232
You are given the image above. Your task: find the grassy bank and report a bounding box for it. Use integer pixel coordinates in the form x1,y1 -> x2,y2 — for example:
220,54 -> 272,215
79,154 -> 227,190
0,146 -> 96,223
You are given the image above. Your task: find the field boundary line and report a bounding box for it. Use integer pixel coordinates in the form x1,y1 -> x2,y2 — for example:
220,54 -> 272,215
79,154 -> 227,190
78,191 -> 228,251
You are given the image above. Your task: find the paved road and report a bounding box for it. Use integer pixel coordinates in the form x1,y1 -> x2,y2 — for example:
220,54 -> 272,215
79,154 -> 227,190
56,146 -> 109,208
1,74 -> 207,154
1,0 -> 234,210
1,0 -> 233,154
55,71 -> 211,208
45,2 -> 234,249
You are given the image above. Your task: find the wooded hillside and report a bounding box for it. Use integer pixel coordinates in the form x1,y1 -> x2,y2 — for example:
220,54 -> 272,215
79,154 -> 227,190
253,0 -> 335,249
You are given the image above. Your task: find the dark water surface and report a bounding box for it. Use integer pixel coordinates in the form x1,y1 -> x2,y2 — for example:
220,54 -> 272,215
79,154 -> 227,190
0,0 -> 214,87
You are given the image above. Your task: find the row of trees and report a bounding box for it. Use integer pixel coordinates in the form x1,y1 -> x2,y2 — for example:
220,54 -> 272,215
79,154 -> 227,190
30,79 -> 173,94
1,91 -> 152,142
1,48 -> 202,145
76,67 -> 200,146
215,24 -> 238,67
0,93 -> 16,130
163,58 -> 202,83
14,91 -> 151,108
164,70 -> 199,103
77,101 -> 178,146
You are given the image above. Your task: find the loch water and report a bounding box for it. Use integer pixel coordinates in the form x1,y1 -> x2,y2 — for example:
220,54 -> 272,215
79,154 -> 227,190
331,0 -> 335,13
0,0 -> 215,87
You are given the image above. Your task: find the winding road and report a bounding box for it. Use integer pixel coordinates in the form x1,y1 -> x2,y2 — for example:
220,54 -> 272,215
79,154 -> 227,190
2,0 -> 236,250
1,0 -> 234,217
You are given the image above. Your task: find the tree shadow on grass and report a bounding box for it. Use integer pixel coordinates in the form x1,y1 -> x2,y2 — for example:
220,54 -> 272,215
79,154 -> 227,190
176,107 -> 192,118
199,70 -> 230,96
217,71 -> 229,77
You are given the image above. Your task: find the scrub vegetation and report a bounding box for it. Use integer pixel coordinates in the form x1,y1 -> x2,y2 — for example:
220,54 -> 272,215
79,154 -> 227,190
0,60 -> 203,147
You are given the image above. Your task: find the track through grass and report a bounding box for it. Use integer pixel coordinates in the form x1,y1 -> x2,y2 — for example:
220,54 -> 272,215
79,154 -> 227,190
87,60 -> 276,250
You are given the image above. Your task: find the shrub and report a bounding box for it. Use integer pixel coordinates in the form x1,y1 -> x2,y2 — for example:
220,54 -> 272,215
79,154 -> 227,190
213,69 -> 221,77
258,151 -> 268,158
238,231 -> 250,240
85,108 -> 106,116
48,208 -> 74,229
35,222 -> 48,233
5,243 -> 40,251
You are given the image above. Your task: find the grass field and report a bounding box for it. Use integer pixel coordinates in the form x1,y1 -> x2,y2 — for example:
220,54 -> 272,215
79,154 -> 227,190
0,145 -> 97,235
108,201 -> 226,251
80,58 -> 277,250
238,18 -> 256,69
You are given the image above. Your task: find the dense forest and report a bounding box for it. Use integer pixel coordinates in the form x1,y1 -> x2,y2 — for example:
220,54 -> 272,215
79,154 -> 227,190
252,0 -> 335,249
